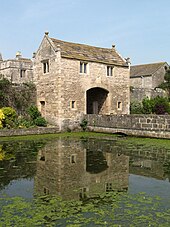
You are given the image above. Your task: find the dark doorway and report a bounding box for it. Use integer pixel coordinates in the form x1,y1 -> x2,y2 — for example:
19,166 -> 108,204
86,87 -> 109,114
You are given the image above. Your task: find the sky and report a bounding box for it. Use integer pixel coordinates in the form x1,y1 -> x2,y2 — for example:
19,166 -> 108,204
0,0 -> 170,65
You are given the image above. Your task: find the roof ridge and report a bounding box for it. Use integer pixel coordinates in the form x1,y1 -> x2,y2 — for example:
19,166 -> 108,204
132,62 -> 167,67
50,37 -> 112,51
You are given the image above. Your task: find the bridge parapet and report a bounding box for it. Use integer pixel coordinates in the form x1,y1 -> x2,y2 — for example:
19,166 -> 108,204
85,114 -> 170,139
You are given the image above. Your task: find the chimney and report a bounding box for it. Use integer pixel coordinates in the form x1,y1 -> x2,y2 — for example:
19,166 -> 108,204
16,51 -> 22,60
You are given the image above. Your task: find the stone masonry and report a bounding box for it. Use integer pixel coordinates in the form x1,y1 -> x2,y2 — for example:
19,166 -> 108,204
0,52 -> 33,84
33,32 -> 130,129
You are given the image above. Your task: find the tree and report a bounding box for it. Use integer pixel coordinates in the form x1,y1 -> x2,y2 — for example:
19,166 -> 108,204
159,67 -> 170,97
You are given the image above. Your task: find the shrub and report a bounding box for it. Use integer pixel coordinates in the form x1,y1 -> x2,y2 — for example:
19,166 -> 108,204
27,105 -> 41,120
80,118 -> 88,131
1,107 -> 17,128
0,109 -> 5,128
130,101 -> 143,114
14,116 -> 34,128
34,117 -> 47,127
142,97 -> 154,114
153,96 -> 170,114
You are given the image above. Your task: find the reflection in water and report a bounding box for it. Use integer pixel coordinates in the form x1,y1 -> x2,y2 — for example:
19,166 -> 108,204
1,137 -> 170,201
34,139 -> 129,200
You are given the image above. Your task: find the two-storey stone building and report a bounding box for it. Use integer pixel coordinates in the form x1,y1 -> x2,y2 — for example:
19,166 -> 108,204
33,32 -> 130,129
0,52 -> 33,84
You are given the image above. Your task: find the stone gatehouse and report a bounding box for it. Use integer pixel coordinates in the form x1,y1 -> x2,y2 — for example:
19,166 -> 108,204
33,32 -> 130,129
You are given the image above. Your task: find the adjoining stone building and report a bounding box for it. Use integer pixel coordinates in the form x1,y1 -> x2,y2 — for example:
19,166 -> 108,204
130,62 -> 169,102
33,32 -> 130,129
0,52 -> 33,84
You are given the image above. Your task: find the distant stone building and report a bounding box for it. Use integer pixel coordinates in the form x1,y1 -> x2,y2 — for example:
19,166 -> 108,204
33,32 -> 130,129
130,62 -> 169,101
0,52 -> 33,84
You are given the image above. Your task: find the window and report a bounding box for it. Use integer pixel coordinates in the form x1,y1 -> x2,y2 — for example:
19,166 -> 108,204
43,60 -> 49,73
70,101 -> 76,109
20,69 -> 26,78
117,101 -> 122,110
80,62 -> 88,73
105,183 -> 113,192
40,101 -> 46,115
107,66 -> 114,76
70,154 -> 76,164
79,187 -> 88,199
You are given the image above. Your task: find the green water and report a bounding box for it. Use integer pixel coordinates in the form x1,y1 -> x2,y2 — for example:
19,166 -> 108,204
0,133 -> 170,226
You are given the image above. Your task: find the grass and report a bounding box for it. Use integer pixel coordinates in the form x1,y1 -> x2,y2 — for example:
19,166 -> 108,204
0,131 -> 119,142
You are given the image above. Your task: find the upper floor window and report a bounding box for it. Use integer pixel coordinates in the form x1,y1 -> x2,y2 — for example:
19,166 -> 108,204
80,62 -> 88,74
43,60 -> 49,74
107,66 -> 114,76
20,69 -> 26,78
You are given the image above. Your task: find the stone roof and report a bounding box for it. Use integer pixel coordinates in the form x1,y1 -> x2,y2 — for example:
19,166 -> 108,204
50,37 -> 127,67
130,62 -> 167,78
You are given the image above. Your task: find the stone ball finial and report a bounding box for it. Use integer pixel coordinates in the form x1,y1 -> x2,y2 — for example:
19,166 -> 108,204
45,31 -> 49,36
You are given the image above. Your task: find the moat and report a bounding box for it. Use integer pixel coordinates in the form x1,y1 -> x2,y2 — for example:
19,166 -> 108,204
0,133 -> 170,225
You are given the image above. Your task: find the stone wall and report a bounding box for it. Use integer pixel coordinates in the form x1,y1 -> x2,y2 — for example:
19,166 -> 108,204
86,114 -> 170,139
0,127 -> 59,137
34,34 -> 130,130
0,59 -> 33,84
130,87 -> 167,102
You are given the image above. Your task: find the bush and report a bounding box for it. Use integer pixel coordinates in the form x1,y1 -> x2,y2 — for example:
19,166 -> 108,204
0,109 -> 5,128
27,105 -> 41,120
34,117 -> 47,127
130,101 -> 143,114
153,96 -> 170,114
142,97 -> 154,114
1,107 -> 17,128
80,118 -> 88,131
14,116 -> 34,128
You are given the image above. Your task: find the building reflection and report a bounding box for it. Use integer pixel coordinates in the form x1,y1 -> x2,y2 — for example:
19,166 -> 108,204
34,139 -> 129,200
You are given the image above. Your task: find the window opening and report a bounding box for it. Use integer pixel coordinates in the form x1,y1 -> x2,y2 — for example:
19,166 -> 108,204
105,183 -> 113,192
117,101 -> 122,110
80,62 -> 88,73
20,69 -> 26,78
71,101 -> 76,109
107,66 -> 113,76
43,60 -> 49,73
70,154 -> 76,164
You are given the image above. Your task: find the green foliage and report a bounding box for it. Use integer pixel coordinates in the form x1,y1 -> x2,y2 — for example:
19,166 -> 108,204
130,101 -> 143,114
0,78 -> 36,115
27,105 -> 47,127
130,96 -> 170,115
0,192 -> 170,226
14,116 -> 34,128
27,105 -> 41,120
80,118 -> 88,131
34,117 -> 47,127
1,107 -> 17,128
142,97 -> 154,114
153,96 -> 170,114
158,67 -> 170,97
0,109 -> 4,128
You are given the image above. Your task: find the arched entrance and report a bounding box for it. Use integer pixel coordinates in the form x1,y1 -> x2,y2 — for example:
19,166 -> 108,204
86,87 -> 109,114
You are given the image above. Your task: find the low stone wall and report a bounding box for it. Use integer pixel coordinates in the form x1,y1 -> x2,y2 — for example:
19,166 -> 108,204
86,114 -> 170,139
0,127 -> 59,137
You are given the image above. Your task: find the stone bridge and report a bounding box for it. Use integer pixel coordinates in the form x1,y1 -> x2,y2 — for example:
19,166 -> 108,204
85,114 -> 170,139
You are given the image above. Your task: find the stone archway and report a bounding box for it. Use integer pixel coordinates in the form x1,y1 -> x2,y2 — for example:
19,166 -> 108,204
86,87 -> 109,114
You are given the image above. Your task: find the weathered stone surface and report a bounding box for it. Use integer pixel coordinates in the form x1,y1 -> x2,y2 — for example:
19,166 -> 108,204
86,114 -> 170,139
34,33 -> 130,130
0,53 -> 33,84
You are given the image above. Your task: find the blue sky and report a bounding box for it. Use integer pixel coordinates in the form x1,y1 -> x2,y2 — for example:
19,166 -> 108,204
0,0 -> 170,65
